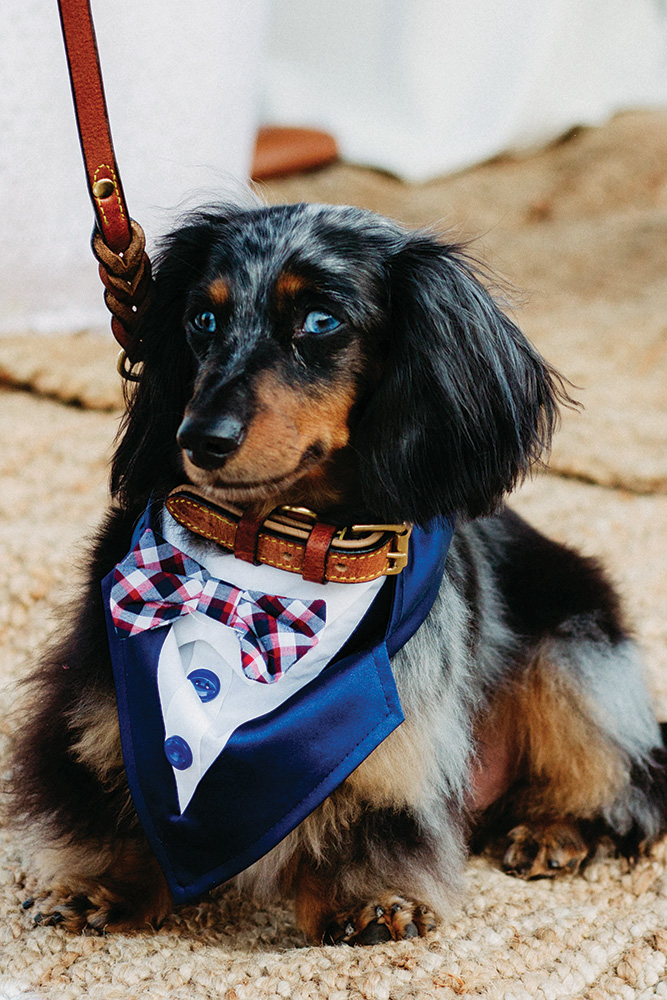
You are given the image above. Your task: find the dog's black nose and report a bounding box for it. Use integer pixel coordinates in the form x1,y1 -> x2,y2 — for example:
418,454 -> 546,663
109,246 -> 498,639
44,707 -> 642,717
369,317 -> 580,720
177,414 -> 246,470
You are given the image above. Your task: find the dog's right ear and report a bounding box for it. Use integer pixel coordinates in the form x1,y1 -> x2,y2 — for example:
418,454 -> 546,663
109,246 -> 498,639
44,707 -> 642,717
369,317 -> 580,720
353,232 -> 568,524
110,207 -> 241,508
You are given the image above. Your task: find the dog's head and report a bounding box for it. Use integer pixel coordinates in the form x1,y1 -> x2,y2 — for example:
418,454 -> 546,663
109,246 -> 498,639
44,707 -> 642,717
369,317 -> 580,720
112,202 -> 566,524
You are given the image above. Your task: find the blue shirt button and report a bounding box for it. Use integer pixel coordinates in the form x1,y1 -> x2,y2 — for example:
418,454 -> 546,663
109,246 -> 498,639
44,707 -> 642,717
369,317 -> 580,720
188,668 -> 221,702
164,735 -> 193,770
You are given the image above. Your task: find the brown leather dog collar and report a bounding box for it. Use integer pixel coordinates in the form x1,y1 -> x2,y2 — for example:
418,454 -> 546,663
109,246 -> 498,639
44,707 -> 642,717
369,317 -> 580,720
165,487 -> 412,585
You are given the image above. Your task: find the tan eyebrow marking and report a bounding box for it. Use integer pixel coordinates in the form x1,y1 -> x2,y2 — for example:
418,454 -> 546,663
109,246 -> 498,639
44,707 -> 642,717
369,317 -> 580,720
274,271 -> 312,305
207,277 -> 230,307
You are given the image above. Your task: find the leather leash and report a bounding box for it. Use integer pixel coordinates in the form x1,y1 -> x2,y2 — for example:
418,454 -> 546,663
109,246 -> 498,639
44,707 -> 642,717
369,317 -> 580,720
57,0 -> 151,374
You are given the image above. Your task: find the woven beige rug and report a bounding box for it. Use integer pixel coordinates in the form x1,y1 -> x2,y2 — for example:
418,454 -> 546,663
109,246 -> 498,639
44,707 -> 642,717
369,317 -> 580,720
1,111 -> 667,998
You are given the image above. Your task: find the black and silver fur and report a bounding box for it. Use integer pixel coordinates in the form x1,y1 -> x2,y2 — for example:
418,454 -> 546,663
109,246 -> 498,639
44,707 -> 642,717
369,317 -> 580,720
11,202 -> 667,943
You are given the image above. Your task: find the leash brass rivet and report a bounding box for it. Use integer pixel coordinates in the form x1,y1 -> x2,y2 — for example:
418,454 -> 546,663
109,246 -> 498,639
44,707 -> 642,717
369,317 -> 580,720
93,178 -> 115,199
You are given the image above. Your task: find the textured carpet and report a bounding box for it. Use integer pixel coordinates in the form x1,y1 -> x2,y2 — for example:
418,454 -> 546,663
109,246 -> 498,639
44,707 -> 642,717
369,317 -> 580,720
1,110 -> 667,998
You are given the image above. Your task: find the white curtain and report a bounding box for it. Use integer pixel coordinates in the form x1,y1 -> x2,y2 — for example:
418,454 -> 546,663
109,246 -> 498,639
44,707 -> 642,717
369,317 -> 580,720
0,0 -> 268,335
262,0 -> 667,181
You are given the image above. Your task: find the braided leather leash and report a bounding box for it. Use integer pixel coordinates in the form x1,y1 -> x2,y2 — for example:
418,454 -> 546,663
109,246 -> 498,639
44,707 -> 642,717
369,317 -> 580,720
57,0 -> 151,378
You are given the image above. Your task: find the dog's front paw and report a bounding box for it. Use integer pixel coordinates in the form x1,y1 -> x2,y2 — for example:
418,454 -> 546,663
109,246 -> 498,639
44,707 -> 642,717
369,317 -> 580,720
22,883 -> 165,934
23,889 -> 107,934
21,839 -> 172,933
324,893 -> 436,945
502,821 -> 589,879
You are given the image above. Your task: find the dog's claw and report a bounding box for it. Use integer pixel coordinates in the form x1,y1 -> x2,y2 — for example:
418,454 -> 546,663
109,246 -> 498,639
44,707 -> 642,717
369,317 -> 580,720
21,897 -> 35,910
33,909 -> 64,927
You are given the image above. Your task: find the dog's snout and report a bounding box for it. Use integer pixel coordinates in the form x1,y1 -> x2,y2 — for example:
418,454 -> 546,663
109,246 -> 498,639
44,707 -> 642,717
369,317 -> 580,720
177,414 -> 246,470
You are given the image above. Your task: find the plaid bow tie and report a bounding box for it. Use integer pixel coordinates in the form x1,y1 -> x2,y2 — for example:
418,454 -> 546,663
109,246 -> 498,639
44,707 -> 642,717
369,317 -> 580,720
110,527 -> 326,684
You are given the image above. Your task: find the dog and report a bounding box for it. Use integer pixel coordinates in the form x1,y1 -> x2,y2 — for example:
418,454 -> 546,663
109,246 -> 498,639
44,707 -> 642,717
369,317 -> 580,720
11,202 -> 667,944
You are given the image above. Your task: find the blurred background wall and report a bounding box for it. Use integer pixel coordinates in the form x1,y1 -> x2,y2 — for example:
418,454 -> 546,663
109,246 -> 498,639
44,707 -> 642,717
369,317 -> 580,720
262,0 -> 667,181
0,0 -> 268,335
2,0 -> 667,335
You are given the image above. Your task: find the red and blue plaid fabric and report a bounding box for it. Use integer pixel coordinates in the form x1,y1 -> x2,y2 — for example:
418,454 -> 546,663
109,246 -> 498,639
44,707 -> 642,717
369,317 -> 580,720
110,527 -> 326,683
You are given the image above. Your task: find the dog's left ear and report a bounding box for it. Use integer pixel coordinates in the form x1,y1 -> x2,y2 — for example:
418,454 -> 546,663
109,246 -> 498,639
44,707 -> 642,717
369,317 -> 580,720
354,233 -> 568,524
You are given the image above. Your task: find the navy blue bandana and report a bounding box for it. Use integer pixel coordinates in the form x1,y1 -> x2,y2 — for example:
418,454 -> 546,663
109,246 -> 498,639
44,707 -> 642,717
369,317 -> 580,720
103,505 -> 454,904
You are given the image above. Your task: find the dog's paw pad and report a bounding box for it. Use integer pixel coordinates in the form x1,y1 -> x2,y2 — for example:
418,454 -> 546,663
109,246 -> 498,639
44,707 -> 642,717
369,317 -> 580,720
502,821 -> 589,879
324,893 -> 436,945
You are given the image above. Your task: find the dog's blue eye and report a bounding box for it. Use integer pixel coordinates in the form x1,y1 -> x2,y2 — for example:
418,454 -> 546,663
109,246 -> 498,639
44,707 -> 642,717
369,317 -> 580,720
192,311 -> 217,333
302,310 -> 341,335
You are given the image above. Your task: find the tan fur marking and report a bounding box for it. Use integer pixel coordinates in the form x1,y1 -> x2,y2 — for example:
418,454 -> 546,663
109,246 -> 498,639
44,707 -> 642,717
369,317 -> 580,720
480,652 -> 628,820
189,369 -> 358,507
207,277 -> 230,307
240,775 -> 404,909
237,775 -> 449,942
250,371 -> 355,460
274,271 -> 311,305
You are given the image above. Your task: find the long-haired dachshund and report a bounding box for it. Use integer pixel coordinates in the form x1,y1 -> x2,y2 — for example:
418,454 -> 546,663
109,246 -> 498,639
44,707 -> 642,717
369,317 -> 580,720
11,203 -> 667,944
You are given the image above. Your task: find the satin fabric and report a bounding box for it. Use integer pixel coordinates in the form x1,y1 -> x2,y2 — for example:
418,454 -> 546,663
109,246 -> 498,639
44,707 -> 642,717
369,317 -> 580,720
104,504 -> 454,903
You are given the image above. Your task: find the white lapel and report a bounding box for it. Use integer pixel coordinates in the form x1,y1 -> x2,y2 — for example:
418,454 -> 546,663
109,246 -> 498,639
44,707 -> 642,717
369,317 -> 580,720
158,508 -> 386,813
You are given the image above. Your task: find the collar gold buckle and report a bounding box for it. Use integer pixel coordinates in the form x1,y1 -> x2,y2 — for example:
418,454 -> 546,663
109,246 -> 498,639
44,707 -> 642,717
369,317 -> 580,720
347,522 -> 413,575
280,511 -> 413,575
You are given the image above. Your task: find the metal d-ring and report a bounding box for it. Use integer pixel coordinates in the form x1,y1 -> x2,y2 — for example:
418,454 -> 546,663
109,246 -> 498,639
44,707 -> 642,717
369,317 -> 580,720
116,348 -> 143,383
